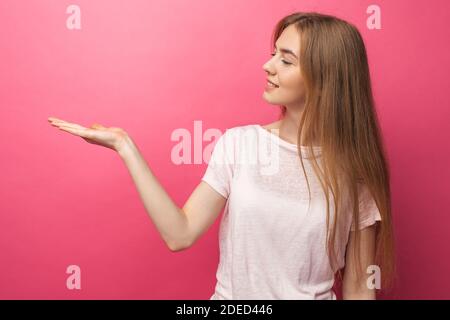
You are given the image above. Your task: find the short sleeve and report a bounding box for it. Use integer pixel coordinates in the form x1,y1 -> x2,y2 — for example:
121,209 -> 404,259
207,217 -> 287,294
350,183 -> 382,231
201,129 -> 235,199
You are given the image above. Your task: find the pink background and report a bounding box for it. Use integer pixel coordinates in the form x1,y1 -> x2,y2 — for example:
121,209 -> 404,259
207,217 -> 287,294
1,0 -> 449,299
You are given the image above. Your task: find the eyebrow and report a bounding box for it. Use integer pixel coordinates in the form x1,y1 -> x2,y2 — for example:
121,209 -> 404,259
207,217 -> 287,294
274,44 -> 298,60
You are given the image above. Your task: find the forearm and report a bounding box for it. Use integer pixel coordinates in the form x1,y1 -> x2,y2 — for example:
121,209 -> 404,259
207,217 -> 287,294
117,135 -> 190,251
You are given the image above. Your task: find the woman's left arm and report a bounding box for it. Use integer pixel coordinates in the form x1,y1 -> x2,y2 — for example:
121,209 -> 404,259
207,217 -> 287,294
342,224 -> 378,300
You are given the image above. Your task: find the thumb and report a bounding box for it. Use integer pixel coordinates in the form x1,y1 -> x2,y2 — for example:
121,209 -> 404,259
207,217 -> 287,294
91,123 -> 105,129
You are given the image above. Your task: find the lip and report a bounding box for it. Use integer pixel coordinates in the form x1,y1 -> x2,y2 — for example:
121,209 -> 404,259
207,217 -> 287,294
266,78 -> 279,87
265,82 -> 278,91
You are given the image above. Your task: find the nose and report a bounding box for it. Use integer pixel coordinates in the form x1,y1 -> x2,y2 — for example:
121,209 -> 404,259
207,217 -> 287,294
262,59 -> 275,76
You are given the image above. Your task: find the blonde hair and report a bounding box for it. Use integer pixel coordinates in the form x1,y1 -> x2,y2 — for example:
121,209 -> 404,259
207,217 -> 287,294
272,12 -> 396,290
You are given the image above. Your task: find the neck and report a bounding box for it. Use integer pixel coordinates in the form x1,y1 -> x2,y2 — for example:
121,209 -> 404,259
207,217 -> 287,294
279,107 -> 304,145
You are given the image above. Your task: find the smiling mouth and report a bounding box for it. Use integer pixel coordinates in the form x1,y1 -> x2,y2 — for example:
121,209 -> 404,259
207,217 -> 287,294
267,81 -> 279,88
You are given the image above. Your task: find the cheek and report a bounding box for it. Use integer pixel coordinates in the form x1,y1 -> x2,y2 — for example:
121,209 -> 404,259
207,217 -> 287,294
280,72 -> 304,90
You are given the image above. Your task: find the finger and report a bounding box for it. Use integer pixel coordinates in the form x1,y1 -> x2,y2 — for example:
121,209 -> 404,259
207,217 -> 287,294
48,117 -> 68,123
53,122 -> 88,130
58,125 -> 93,139
48,118 -> 84,128
49,120 -> 70,127
49,120 -> 67,127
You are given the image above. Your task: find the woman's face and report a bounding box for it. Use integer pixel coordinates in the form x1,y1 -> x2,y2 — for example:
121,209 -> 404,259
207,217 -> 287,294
262,24 -> 306,110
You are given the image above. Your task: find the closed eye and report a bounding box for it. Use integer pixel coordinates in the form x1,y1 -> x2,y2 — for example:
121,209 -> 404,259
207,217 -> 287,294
270,53 -> 292,65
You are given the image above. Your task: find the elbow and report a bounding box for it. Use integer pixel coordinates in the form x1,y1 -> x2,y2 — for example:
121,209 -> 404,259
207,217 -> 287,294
165,226 -> 194,252
166,239 -> 192,252
167,243 -> 186,252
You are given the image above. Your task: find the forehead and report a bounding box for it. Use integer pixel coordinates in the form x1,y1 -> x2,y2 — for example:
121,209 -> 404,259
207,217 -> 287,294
275,24 -> 300,54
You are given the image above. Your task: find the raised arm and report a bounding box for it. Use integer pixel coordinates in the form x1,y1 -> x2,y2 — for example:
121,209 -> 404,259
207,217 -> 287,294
48,117 -> 227,252
118,135 -> 227,251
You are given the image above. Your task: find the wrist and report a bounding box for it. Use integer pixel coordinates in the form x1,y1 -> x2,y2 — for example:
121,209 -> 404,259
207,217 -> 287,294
116,134 -> 136,159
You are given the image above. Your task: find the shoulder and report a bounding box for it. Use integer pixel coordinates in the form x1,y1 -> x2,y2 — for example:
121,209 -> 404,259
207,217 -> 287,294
227,120 -> 281,133
220,124 -> 259,141
223,124 -> 257,134
214,124 -> 260,158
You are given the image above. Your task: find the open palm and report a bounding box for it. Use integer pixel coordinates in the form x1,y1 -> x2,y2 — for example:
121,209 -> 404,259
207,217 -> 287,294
48,117 -> 128,152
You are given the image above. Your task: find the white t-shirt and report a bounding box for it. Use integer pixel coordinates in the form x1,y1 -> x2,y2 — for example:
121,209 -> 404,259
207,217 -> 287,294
201,124 -> 381,300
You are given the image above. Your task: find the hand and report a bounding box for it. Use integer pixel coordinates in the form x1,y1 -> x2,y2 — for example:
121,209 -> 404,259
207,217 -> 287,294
47,116 -> 129,153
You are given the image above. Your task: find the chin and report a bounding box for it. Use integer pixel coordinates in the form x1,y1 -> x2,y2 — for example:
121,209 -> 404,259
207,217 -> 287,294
262,92 -> 277,102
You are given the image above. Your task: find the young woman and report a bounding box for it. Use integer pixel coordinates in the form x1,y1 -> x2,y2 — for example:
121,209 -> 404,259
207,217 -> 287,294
48,11 -> 395,300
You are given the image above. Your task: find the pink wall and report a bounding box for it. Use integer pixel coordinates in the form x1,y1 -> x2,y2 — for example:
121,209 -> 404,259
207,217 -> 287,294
1,0 -> 449,299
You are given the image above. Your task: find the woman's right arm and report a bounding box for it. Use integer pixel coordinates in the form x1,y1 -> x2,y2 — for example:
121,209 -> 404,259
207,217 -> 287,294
47,117 -> 226,253
118,135 -> 227,252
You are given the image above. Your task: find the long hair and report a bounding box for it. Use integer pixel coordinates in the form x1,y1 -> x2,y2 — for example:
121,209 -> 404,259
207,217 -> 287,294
271,12 -> 396,291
